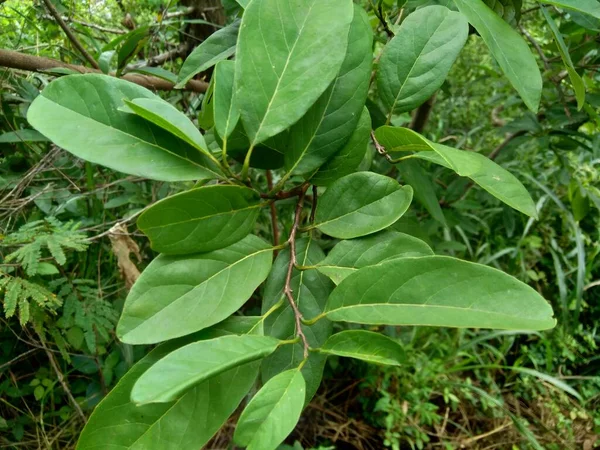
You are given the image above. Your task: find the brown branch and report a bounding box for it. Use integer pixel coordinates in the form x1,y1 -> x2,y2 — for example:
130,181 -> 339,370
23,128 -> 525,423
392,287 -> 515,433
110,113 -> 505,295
260,183 -> 309,200
410,94 -> 437,133
266,170 -> 280,250
370,130 -> 394,163
310,185 -> 318,224
41,15 -> 126,34
0,49 -> 208,92
147,42 -> 190,67
41,0 -> 100,70
284,184 -> 310,359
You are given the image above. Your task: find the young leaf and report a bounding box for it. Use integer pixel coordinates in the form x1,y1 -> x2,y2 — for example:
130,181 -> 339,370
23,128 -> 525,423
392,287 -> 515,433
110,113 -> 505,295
541,6 -> 585,110
262,239 -> 333,402
120,98 -> 210,154
27,74 -> 221,182
311,107 -> 371,186
131,335 -> 280,405
77,328 -> 259,450
117,235 -> 273,344
375,127 -> 537,218
284,4 -> 373,175
324,256 -> 556,330
316,231 -> 434,284
137,185 -> 263,255
213,60 -> 240,147
311,172 -> 413,239
454,0 -> 542,113
396,159 -> 447,225
536,0 -> 600,18
236,0 -> 354,146
320,330 -> 405,366
234,369 -> 306,450
377,5 -> 468,119
176,20 -> 240,88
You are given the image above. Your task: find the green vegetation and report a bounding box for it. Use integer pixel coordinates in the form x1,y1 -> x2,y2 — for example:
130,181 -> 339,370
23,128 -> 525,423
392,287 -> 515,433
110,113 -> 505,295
1,0 -> 598,449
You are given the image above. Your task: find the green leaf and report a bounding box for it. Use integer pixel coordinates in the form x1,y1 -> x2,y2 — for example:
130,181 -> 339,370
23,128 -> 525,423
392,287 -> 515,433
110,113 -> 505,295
377,5 -> 468,119
541,6 -> 585,110
120,97 -> 210,154
117,235 -> 273,344
320,330 -> 405,365
131,335 -> 280,404
537,0 -> 600,18
284,4 -> 373,175
375,126 -> 537,218
311,108 -> 371,186
213,60 -> 240,146
234,369 -> 306,450
0,129 -> 49,143
236,0 -> 354,146
77,329 -> 259,450
324,256 -> 556,330
27,74 -> 220,182
454,0 -> 542,112
176,21 -> 240,88
117,27 -> 150,71
262,239 -> 333,402
137,185 -> 262,255
396,159 -> 446,225
311,172 -> 413,239
316,231 -> 434,284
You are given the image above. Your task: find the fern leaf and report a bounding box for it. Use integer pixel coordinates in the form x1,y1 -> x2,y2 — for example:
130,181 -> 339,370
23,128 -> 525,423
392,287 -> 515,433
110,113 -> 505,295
18,296 -> 30,325
3,279 -> 21,318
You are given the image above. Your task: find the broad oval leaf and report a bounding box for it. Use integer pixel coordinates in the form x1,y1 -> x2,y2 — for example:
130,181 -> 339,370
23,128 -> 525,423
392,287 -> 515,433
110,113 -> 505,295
377,5 -> 468,119
312,172 -> 413,239
311,107 -> 371,187
262,238 -> 333,402
316,231 -> 433,284
234,369 -> 306,450
454,0 -> 542,112
137,185 -> 262,255
77,327 -> 259,450
236,0 -> 354,146
176,20 -> 240,88
131,335 -> 280,405
375,126 -> 537,218
27,74 -> 220,182
320,330 -> 405,366
121,97 -> 209,154
117,235 -> 273,345
284,4 -> 373,175
537,0 -> 600,19
213,60 -> 240,145
324,256 -> 556,330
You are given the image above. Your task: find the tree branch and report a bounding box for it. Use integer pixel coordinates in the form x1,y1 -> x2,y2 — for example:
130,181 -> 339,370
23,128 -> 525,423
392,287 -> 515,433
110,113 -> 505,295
0,49 -> 208,93
370,130 -> 394,163
41,15 -> 126,34
284,184 -> 310,359
41,0 -> 100,70
410,94 -> 437,133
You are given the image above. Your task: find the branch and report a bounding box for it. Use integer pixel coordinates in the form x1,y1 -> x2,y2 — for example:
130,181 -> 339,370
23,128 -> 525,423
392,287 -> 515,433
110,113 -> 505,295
370,130 -> 394,163
284,184 -> 310,359
0,49 -> 208,93
373,1 -> 394,38
410,94 -> 437,133
42,15 -> 126,34
41,0 -> 100,70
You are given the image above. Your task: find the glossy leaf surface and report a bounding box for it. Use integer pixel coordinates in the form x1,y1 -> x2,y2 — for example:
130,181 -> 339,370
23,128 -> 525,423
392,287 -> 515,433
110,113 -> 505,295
320,330 -> 405,365
236,0 -> 354,146
377,5 -> 468,118
118,235 -> 273,344
537,0 -> 600,18
137,185 -> 262,255
312,172 -> 413,239
27,74 -> 220,182
317,231 -> 434,284
213,60 -> 240,143
375,127 -> 537,218
284,4 -> 373,175
176,20 -> 240,88
454,0 -> 542,112
234,369 -> 305,450
325,256 -> 556,330
262,239 -> 333,402
131,335 -> 280,404
311,107 -> 371,186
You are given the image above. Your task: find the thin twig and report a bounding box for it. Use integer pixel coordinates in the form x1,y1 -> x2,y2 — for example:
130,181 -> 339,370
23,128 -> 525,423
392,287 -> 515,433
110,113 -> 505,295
373,1 -> 394,38
310,185 -> 318,224
284,184 -> 310,359
41,0 -> 100,70
370,130 -> 394,163
266,170 -> 280,250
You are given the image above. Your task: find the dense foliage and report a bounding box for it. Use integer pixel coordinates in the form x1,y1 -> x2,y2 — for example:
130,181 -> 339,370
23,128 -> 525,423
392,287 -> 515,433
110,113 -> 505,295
1,0 -> 599,449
